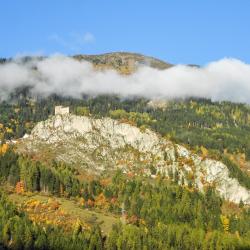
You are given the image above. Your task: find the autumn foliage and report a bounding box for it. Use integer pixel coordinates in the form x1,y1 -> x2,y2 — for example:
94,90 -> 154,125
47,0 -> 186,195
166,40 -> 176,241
15,181 -> 25,194
0,144 -> 8,155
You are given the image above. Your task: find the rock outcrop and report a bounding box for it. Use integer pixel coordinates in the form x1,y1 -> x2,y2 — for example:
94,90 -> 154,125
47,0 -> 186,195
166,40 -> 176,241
18,114 -> 250,204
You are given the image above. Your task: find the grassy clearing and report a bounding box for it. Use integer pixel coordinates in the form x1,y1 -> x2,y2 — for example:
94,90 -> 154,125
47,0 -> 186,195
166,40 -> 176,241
8,193 -> 119,234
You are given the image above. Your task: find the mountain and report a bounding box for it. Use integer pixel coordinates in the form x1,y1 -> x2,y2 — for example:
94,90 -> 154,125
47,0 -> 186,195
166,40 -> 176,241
1,55 -> 250,249
0,52 -> 172,75
17,113 -> 250,204
73,52 -> 173,74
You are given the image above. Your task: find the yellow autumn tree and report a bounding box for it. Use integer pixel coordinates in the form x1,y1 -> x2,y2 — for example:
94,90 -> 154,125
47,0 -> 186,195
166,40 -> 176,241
220,215 -> 230,233
6,127 -> 13,133
200,146 -> 208,158
95,193 -> 108,209
73,218 -> 83,237
0,144 -> 8,155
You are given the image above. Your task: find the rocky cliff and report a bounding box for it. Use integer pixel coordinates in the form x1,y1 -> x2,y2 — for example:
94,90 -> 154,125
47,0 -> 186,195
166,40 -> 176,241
17,114 -> 250,204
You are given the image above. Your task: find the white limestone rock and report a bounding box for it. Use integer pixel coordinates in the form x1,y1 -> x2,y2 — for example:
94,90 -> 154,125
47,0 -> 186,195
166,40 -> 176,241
18,114 -> 250,205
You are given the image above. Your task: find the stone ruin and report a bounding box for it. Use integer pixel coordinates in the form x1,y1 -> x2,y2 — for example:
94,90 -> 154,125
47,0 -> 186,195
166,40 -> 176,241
55,106 -> 69,115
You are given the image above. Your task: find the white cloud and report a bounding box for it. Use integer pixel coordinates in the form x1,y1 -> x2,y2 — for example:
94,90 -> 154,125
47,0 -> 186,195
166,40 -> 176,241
1,55 -> 250,103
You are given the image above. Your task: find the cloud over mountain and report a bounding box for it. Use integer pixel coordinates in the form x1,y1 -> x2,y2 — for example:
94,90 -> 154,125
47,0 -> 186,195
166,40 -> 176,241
1,54 -> 250,103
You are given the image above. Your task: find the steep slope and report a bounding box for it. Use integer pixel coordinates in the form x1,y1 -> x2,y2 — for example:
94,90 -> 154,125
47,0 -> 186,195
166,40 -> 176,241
17,114 -> 250,204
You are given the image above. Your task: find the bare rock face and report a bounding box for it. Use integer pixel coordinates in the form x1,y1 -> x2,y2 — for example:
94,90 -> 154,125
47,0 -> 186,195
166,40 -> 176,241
18,114 -> 250,204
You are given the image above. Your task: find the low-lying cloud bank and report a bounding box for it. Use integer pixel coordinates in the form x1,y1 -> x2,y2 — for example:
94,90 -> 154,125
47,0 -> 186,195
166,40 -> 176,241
1,55 -> 250,103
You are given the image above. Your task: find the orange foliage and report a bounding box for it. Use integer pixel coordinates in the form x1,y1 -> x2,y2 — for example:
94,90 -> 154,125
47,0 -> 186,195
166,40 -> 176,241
16,181 -> 25,193
87,199 -> 95,207
21,198 -> 89,232
100,178 -> 111,187
119,118 -> 136,126
95,193 -> 109,209
127,172 -> 134,178
128,215 -> 139,225
49,201 -> 60,210
110,197 -> 117,204
0,144 -> 8,155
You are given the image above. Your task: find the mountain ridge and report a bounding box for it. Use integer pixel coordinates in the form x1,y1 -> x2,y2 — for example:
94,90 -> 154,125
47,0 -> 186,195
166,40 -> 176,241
73,51 -> 173,73
1,52 -> 173,75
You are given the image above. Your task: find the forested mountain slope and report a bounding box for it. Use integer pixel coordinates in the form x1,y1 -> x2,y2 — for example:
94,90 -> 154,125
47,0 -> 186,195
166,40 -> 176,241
17,113 -> 250,204
0,55 -> 250,249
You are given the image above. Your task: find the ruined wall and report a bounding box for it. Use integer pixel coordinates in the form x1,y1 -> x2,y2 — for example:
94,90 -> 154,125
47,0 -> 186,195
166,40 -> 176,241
55,106 -> 69,115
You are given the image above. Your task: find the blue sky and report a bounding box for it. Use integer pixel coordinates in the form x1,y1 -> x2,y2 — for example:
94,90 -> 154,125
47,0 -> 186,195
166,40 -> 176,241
0,0 -> 249,65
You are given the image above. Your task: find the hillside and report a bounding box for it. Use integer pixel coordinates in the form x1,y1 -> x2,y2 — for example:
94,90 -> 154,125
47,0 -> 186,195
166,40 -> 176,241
17,113 -> 250,204
1,57 -> 250,249
1,97 -> 250,250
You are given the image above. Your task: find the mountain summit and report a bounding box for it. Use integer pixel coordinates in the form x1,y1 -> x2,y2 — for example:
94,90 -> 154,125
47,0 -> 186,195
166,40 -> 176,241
73,52 -> 173,74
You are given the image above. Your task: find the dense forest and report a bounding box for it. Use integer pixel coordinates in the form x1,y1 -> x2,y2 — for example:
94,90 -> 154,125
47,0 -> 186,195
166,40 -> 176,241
1,89 -> 250,158
0,89 -> 250,249
0,148 -> 250,249
0,191 -> 104,250
1,89 -> 250,179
